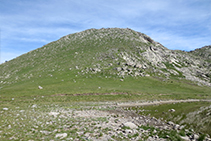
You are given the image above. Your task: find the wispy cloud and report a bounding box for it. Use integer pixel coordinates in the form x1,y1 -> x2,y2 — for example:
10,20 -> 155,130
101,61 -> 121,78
0,0 -> 210,63
1,51 -> 24,64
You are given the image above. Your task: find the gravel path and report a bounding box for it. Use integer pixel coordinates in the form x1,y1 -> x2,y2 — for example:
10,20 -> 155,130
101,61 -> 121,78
116,99 -> 211,107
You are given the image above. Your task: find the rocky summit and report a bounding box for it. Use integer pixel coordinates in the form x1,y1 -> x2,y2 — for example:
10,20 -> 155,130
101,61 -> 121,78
0,28 -> 210,88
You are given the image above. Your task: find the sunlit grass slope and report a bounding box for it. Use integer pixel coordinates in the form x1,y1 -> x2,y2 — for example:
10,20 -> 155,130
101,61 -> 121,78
0,28 -> 211,99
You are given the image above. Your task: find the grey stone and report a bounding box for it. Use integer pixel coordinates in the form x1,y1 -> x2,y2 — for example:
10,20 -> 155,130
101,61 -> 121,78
135,63 -> 142,68
125,129 -> 133,134
55,133 -> 67,139
40,130 -> 51,135
167,121 -> 174,126
173,124 -> 180,130
122,66 -> 128,71
169,109 -> 176,112
3,108 -> 8,110
116,67 -> 122,72
123,122 -> 138,129
49,112 -> 60,117
38,86 -> 43,89
179,125 -> 185,130
206,137 -> 211,141
32,104 -> 37,108
134,71 -> 140,76
192,134 -> 199,140
92,68 -> 101,73
180,136 -> 191,141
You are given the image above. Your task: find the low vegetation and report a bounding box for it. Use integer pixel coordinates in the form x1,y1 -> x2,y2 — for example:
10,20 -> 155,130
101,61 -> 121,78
1,97 -> 211,140
0,28 -> 211,140
130,101 -> 211,136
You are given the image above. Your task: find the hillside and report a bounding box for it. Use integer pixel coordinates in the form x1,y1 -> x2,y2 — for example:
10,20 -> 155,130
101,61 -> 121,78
0,28 -> 211,97
1,28 -> 211,140
190,45 -> 211,62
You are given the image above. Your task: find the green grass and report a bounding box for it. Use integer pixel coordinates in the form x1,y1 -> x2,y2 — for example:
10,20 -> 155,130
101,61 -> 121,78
1,71 -> 211,99
0,28 -> 210,106
0,28 -> 211,140
1,28 -> 210,99
132,101 -> 211,136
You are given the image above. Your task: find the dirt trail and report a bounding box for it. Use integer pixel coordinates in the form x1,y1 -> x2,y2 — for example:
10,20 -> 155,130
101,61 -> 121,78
116,99 -> 211,107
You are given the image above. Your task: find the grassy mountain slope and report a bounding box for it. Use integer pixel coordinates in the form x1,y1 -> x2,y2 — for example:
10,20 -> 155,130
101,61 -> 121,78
189,45 -> 211,62
0,28 -> 211,99
1,28 -> 211,140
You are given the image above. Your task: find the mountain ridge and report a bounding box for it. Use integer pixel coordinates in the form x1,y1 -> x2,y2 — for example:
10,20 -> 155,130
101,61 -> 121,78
0,28 -> 210,91
189,45 -> 211,61
1,28 -> 211,141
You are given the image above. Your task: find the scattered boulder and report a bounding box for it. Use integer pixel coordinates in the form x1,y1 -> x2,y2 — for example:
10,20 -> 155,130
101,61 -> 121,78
180,136 -> 191,141
49,112 -> 60,117
167,121 -> 174,126
120,79 -> 124,81
8,125 -> 11,129
108,63 -> 113,66
32,104 -> 37,108
134,71 -> 140,76
123,122 -> 138,129
169,109 -> 176,112
125,129 -> 133,134
38,86 -> 43,89
120,71 -> 125,76
135,63 -> 142,68
179,125 -> 185,130
122,66 -> 127,71
40,130 -> 51,135
3,108 -> 8,111
116,67 -> 122,72
173,124 -> 180,130
92,68 -> 101,73
191,134 -> 199,140
55,133 -> 67,139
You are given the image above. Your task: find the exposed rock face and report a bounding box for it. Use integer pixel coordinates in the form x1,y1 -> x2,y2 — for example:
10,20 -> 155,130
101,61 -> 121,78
72,28 -> 211,87
190,45 -> 211,61
114,43 -> 211,86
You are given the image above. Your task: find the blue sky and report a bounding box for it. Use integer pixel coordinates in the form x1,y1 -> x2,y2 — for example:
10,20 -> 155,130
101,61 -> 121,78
0,0 -> 211,63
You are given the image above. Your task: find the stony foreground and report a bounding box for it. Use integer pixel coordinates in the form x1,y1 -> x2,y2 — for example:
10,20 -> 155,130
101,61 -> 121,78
1,101 -> 211,141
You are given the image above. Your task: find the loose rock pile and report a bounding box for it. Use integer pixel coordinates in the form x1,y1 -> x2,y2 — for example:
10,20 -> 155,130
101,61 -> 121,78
1,101 -> 211,141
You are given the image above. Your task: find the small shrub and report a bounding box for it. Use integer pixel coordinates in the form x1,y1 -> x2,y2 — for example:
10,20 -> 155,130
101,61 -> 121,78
122,126 -> 131,130
179,130 -> 186,136
132,133 -> 139,138
198,134 -> 206,141
99,132 -> 103,137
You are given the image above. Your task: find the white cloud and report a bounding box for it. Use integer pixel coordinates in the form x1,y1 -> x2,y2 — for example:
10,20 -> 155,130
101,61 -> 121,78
0,0 -> 210,61
0,51 -> 24,64
146,30 -> 210,51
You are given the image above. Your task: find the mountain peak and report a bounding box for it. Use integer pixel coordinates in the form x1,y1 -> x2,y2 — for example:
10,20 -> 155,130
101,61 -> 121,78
0,28 -> 210,89
62,28 -> 164,48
